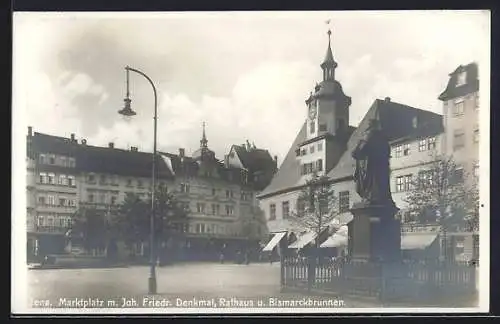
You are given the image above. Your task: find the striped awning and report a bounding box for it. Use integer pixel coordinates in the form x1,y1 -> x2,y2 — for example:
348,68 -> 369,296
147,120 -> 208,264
401,233 -> 438,250
262,232 -> 287,252
320,226 -> 348,248
288,231 -> 317,249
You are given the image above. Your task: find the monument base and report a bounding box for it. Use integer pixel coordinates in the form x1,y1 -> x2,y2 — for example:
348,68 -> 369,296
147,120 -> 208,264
348,202 -> 401,262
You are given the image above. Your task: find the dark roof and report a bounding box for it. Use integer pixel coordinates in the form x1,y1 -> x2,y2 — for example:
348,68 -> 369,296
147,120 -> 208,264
257,123 -> 307,198
438,63 -> 479,101
76,145 -> 174,179
30,132 -> 174,179
159,151 -> 251,186
327,99 -> 443,181
258,99 -> 442,199
31,132 -> 78,156
232,145 -> 276,173
390,115 -> 444,145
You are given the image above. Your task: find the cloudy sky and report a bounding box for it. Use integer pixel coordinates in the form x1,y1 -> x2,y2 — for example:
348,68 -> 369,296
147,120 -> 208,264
13,11 -> 489,163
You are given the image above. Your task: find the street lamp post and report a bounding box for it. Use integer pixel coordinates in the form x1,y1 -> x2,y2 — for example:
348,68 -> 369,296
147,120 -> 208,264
118,65 -> 158,294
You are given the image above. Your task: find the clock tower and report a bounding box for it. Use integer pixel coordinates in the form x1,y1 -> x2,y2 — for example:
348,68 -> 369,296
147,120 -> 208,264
297,26 -> 352,177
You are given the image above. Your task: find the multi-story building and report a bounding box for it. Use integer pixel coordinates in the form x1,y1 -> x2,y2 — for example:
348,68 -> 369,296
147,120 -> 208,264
438,63 -> 480,184
27,127 -> 79,258
26,124 -> 276,261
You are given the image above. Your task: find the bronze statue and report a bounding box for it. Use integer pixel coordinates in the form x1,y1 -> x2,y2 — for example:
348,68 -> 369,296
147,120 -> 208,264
352,119 -> 395,207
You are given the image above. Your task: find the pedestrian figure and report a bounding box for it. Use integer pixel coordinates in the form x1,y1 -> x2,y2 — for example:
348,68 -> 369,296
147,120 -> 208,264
219,252 -> 225,264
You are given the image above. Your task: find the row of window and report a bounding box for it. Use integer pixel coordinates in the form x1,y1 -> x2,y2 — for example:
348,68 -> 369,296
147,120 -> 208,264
393,137 -> 436,158
268,191 -> 350,221
87,192 -> 119,205
169,223 -> 239,236
195,203 -> 235,216
39,173 -> 76,186
38,154 -> 76,168
449,94 -> 479,117
36,215 -> 72,228
453,128 -> 479,151
300,159 -> 323,175
394,167 -> 468,192
38,195 -> 77,207
298,142 -> 324,157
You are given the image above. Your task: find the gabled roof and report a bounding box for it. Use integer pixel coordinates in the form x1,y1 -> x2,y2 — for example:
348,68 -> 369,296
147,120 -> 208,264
327,99 -> 443,181
257,123 -> 307,198
438,62 -> 479,101
258,99 -> 443,199
232,145 -> 276,173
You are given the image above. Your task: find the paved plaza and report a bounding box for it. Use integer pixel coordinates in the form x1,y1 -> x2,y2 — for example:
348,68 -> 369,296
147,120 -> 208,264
28,262 -> 284,301
25,262 -> 478,310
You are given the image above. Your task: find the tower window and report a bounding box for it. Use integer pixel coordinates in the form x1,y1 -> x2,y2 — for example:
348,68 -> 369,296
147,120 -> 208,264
310,121 -> 315,134
456,71 -> 467,87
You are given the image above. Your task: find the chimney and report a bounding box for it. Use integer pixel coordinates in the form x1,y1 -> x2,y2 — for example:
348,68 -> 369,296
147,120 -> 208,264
28,126 -> 32,137
108,142 -> 114,149
384,97 -> 391,102
71,133 -> 75,141
130,146 -> 138,152
81,139 -> 87,145
179,148 -> 185,158
274,155 -> 278,168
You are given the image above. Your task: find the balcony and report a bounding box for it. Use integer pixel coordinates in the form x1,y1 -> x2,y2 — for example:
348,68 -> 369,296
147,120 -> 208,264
33,225 -> 70,235
37,204 -> 77,214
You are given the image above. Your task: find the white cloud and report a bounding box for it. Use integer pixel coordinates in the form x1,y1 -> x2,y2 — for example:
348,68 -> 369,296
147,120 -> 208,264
15,11 -> 490,164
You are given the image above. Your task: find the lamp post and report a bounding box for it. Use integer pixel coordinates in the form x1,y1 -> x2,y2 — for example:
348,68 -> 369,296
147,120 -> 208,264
118,65 -> 158,294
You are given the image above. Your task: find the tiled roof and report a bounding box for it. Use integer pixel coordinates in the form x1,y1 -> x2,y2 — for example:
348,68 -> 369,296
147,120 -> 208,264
31,132 -> 174,179
232,145 -> 276,173
327,99 -> 443,181
31,132 -> 79,156
257,123 -> 307,198
76,145 -> 174,179
438,63 -> 479,101
258,99 -> 443,199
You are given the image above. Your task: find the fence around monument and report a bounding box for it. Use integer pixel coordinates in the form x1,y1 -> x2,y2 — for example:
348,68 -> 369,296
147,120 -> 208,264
281,256 -> 477,302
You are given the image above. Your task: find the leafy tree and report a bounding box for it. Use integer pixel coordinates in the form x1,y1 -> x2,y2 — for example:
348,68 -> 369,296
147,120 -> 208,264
403,154 -> 479,259
115,183 -> 189,256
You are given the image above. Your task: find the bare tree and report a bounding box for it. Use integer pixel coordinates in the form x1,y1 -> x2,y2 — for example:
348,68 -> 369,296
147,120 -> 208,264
289,172 -> 339,251
403,154 -> 479,260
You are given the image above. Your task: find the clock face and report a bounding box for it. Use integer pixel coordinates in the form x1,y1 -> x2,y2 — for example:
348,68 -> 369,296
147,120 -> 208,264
309,103 -> 317,120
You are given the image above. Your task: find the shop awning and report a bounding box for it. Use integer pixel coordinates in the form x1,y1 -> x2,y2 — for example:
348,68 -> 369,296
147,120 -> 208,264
288,231 -> 317,249
401,233 -> 438,250
320,226 -> 348,248
262,232 -> 287,252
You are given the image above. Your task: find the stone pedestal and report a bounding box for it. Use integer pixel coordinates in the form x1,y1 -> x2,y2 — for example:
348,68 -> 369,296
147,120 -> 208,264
348,202 -> 401,262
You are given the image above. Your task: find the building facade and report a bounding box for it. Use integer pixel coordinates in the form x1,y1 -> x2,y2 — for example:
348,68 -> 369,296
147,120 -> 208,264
438,63 -> 480,183
26,125 -> 276,262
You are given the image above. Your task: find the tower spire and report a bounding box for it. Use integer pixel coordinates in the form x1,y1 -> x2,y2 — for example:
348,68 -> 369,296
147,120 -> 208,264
321,20 -> 337,81
200,121 -> 208,148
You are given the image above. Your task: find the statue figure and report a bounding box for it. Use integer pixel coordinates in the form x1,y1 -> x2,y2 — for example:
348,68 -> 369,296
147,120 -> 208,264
352,119 -> 395,207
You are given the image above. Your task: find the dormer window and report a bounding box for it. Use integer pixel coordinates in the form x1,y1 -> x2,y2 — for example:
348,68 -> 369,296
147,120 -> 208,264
456,71 -> 467,87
